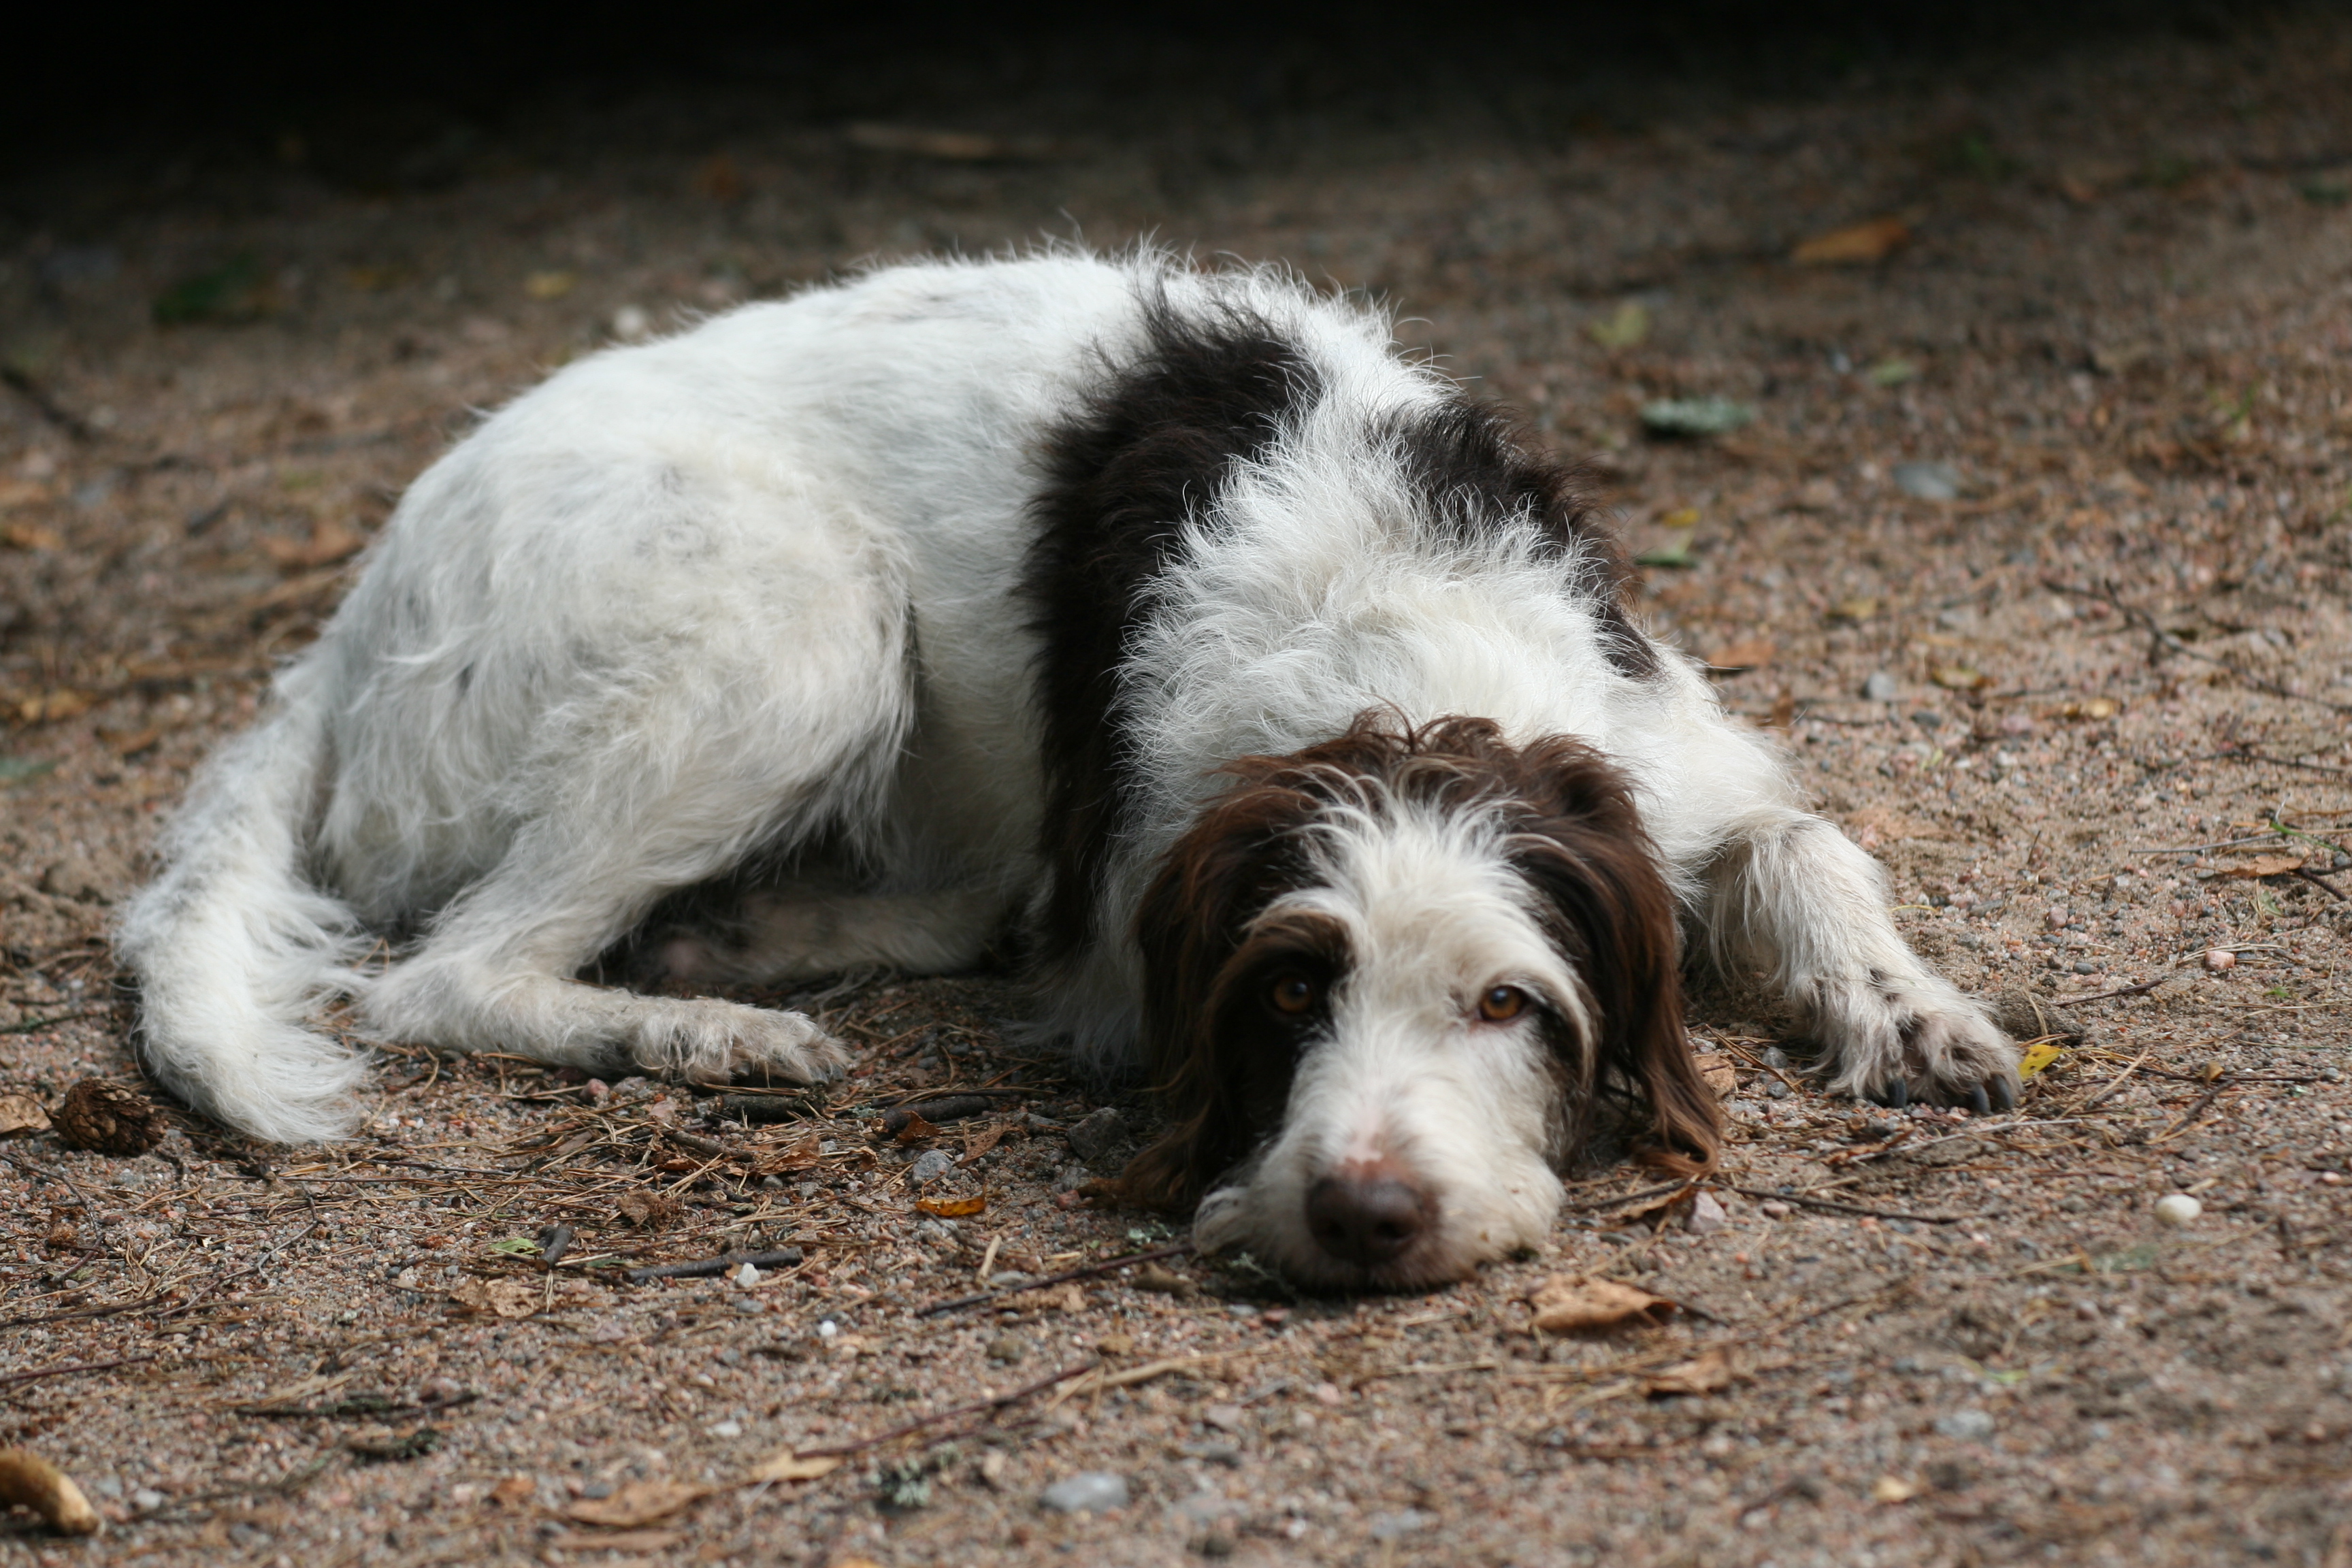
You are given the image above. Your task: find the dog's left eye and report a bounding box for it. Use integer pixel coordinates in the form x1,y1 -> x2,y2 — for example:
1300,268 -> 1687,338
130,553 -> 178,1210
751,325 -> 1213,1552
1477,985 -> 1529,1023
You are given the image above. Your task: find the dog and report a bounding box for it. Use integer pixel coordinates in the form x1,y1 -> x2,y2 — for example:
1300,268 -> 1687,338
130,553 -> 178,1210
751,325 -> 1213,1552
120,249 -> 2018,1289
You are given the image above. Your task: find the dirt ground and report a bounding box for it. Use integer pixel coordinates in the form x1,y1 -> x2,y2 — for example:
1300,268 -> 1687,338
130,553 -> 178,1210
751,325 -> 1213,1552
3,10 -> 2351,1567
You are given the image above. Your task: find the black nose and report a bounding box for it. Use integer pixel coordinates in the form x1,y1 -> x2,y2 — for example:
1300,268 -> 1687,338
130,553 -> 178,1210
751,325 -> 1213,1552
1305,1166 -> 1432,1267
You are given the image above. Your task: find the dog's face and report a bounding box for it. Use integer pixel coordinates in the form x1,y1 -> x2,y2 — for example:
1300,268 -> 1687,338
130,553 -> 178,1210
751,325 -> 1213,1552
1122,716 -> 1716,1290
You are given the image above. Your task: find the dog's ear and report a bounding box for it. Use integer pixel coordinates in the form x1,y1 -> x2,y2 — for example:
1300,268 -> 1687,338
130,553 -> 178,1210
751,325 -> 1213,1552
1512,740 -> 1720,1175
1117,771 -> 1321,1209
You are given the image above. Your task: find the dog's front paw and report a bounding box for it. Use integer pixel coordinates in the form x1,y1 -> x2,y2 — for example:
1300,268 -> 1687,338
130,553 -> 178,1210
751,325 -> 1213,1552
1811,975 -> 2019,1111
647,1000 -> 852,1087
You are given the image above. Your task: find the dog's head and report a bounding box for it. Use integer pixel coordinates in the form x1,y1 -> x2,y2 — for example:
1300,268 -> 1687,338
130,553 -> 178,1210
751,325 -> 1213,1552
1120,714 -> 1716,1290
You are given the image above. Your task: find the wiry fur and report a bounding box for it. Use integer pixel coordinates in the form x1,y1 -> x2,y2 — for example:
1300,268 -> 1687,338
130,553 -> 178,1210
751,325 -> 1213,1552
120,247 -> 2015,1285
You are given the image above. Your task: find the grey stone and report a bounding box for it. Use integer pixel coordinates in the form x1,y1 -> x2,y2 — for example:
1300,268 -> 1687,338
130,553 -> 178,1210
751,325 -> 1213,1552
1935,1408 -> 1996,1441
1369,1509 -> 1438,1541
906,1149 -> 955,1186
1685,1190 -> 1729,1235
1179,1440 -> 1243,1467
1040,1471 -> 1129,1514
1065,1106 -> 1129,1169
1862,671 -> 1900,702
131,1488 -> 165,1512
987,1333 -> 1028,1364
1893,461 -> 1963,501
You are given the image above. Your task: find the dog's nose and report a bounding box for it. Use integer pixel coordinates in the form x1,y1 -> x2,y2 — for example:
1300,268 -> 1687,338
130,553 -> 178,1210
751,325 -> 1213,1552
1305,1163 -> 1432,1267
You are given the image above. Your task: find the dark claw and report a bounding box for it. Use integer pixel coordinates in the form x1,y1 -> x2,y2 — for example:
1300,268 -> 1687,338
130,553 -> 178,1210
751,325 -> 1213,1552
1989,1077 -> 2017,1113
1867,1078 -> 1910,1109
1967,1083 -> 1992,1115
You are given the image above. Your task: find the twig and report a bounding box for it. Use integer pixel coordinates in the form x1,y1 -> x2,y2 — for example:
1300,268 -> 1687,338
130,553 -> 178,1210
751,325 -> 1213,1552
1562,1179 -> 1698,1213
0,1354 -> 158,1389
2055,975 -> 2176,1005
913,1241 -> 1194,1319
796,1360 -> 1096,1458
2078,1047 -> 2155,1112
2219,747 -> 2352,781
1715,1183 -> 1971,1226
0,365 -> 96,442
625,1247 -> 805,1284
2044,581 -> 2352,716
0,1009 -> 103,1035
2152,1074 -> 2234,1143
2293,868 -> 2348,902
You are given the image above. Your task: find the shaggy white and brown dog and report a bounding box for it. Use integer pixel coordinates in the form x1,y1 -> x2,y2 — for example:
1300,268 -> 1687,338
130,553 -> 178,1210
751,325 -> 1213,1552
120,250 -> 2017,1289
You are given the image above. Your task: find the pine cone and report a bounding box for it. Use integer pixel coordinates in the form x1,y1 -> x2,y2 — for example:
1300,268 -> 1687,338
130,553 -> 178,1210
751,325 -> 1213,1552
52,1080 -> 167,1156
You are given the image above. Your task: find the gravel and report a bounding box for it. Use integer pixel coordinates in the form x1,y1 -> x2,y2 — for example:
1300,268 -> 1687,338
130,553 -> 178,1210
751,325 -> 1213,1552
1039,1471 -> 1130,1514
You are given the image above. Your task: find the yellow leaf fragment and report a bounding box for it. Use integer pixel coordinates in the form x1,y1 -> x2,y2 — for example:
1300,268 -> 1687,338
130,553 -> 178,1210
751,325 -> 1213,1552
2015,1040 -> 2066,1081
1525,1275 -> 1677,1334
745,1452 -> 843,1484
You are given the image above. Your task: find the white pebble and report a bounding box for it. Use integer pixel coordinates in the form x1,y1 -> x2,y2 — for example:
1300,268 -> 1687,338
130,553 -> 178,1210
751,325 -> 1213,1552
732,1262 -> 762,1287
612,304 -> 652,340
2154,1194 -> 2202,1226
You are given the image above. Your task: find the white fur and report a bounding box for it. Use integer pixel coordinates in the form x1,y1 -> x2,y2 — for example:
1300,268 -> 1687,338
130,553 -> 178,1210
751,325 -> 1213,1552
120,249 -> 2012,1281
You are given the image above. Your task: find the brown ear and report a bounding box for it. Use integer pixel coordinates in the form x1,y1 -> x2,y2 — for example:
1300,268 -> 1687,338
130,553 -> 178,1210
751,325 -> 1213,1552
1116,772 -> 1322,1210
1508,738 -> 1719,1175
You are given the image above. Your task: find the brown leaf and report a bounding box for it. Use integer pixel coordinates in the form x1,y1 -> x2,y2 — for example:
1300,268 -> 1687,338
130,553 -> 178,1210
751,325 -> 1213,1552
616,1192 -> 683,1230
1792,216 -> 1911,265
1693,1054 -> 1737,1099
1132,1262 -> 1198,1296
562,1480 -> 712,1528
753,1131 -> 822,1176
894,1111 -> 940,1145
0,1092 -> 52,1137
1703,638 -> 1775,672
258,520 -> 366,572
1643,1347 -> 1739,1396
962,1121 -> 1008,1161
1828,595 -> 1879,623
915,1193 -> 986,1218
448,1278 -> 539,1319
1,521 -> 62,552
745,1452 -> 842,1484
1525,1275 -> 1678,1334
2222,853 -> 2305,878
16,689 -> 91,725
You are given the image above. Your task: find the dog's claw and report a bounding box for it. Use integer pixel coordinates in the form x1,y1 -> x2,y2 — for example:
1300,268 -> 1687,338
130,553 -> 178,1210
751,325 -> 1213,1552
1867,1078 -> 1909,1109
1988,1077 -> 2016,1113
1966,1083 -> 1992,1115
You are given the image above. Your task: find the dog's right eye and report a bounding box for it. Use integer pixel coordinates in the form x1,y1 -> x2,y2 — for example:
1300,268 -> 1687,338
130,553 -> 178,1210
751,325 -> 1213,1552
1268,973 -> 1318,1015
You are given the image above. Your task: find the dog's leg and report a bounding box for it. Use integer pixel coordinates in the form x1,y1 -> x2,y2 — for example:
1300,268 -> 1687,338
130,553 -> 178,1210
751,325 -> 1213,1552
1701,811 -> 2018,1109
361,813 -> 857,1084
655,886 -> 1008,987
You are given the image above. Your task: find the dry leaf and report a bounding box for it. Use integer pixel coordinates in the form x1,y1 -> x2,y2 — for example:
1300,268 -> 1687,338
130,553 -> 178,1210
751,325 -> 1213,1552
1829,595 -> 1878,623
562,1480 -> 712,1528
1693,1054 -> 1737,1099
962,1121 -> 1007,1161
448,1278 -> 539,1318
916,1193 -> 986,1218
489,1474 -> 536,1505
17,690 -> 90,724
1526,1275 -> 1678,1334
1704,638 -> 1775,672
258,520 -> 365,571
616,1192 -> 682,1229
2015,1040 -> 2066,1081
1793,216 -> 1911,265
894,1111 -> 940,1145
745,1452 -> 843,1484
1644,1348 -> 1738,1396
1930,664 -> 1990,690
2222,854 -> 2304,878
1872,1475 -> 1921,1503
1,521 -> 63,552
0,1092 -> 51,1137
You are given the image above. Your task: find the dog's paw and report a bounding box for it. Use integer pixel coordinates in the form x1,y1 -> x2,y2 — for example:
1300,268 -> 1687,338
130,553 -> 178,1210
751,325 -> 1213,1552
1810,974 -> 2020,1111
641,1000 -> 852,1086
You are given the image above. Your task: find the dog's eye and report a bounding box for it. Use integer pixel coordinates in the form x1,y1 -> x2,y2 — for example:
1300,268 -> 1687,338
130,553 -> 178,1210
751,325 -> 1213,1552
1268,974 -> 1318,1015
1477,985 -> 1529,1023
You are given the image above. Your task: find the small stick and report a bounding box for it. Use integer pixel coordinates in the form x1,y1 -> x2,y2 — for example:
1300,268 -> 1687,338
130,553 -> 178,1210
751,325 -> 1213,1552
1714,1183 -> 1970,1226
0,1354 -> 158,1390
2056,975 -> 2176,1006
2078,1047 -> 2155,1112
1562,1179 -> 1698,1214
2293,868 -> 2348,902
795,1360 -> 1096,1459
0,1010 -> 99,1036
2152,1074 -> 2234,1143
625,1247 -> 805,1284
914,1241 -> 1194,1319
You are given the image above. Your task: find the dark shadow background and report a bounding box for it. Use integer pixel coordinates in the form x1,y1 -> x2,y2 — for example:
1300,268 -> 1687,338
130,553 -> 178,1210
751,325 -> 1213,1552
7,1 -> 2325,189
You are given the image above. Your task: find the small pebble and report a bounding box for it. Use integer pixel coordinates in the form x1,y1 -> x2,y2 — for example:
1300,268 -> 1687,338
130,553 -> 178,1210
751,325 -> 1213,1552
1039,1471 -> 1128,1514
131,1488 -> 166,1512
612,304 -> 652,339
1368,1509 -> 1438,1541
1934,1409 -> 1995,1441
732,1262 -> 762,1287
907,1149 -> 956,1185
2202,949 -> 2236,972
987,1333 -> 1028,1364
1686,1190 -> 1729,1236
2154,1194 -> 2202,1226
1759,1200 -> 1791,1218
1863,672 -> 1900,702
708,1419 -> 742,1438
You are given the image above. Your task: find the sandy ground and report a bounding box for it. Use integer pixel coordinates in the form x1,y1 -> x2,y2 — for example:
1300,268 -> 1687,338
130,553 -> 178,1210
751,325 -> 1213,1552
3,11 -> 2352,1566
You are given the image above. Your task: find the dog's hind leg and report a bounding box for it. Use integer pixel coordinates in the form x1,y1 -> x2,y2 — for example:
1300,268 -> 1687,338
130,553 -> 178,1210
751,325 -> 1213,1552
655,885 -> 1011,989
1697,810 -> 2019,1110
